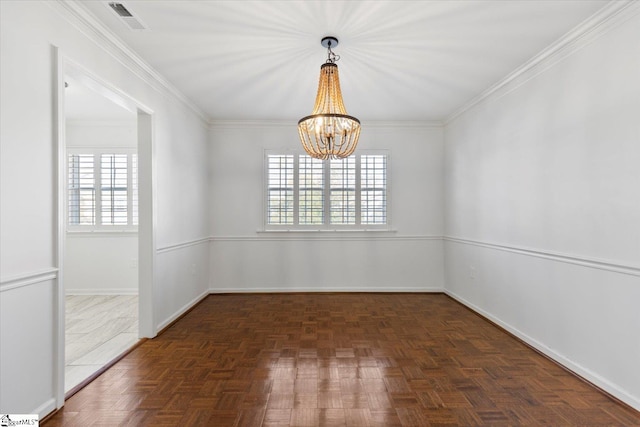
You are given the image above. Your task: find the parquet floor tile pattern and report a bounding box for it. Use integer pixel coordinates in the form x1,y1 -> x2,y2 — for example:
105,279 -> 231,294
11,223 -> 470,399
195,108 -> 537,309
44,293 -> 640,426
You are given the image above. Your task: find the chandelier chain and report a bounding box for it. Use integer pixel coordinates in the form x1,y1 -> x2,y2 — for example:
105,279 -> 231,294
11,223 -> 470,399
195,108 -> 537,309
326,42 -> 340,64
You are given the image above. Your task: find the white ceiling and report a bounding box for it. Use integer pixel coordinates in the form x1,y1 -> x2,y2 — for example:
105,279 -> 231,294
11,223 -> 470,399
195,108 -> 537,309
79,0 -> 608,122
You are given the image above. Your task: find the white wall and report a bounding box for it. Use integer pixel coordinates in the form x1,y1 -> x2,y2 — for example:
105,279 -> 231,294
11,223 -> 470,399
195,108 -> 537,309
65,234 -> 138,294
0,1 -> 209,416
65,121 -> 138,294
209,122 -> 444,292
66,120 -> 137,149
444,9 -> 640,410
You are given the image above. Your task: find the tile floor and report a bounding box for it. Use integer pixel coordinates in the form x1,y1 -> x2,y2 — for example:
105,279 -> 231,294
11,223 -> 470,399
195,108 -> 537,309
65,294 -> 139,393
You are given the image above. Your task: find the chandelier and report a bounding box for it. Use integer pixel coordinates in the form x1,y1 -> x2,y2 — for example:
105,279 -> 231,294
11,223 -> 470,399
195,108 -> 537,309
298,37 -> 361,160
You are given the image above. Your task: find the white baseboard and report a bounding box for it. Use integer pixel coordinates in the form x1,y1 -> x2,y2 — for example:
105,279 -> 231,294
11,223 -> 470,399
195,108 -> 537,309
155,290 -> 209,332
444,289 -> 640,412
209,286 -> 444,293
34,397 -> 57,420
65,289 -> 138,295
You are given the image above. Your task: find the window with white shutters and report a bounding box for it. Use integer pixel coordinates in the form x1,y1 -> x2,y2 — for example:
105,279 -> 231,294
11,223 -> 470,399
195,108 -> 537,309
267,154 -> 294,225
299,155 -> 324,225
361,155 -> 387,225
68,149 -> 137,230
266,151 -> 388,230
330,157 -> 356,225
68,154 -> 96,225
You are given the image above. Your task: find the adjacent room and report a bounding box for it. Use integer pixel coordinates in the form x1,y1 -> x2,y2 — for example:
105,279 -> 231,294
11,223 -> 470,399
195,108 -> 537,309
1,0 -> 638,425
63,74 -> 140,393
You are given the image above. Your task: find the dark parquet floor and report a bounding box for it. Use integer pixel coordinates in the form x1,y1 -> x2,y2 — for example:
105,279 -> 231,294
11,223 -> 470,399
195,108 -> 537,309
44,293 -> 640,426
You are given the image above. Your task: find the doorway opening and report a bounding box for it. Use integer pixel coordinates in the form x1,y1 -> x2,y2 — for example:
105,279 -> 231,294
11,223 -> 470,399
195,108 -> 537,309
56,58 -> 155,403
63,74 -> 139,393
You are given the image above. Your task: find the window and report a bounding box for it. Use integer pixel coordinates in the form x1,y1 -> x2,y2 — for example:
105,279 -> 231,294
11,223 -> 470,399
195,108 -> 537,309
266,152 -> 388,229
68,149 -> 137,230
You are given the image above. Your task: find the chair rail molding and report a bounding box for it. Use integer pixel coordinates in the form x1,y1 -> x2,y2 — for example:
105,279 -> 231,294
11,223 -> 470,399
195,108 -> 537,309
156,237 -> 211,254
0,268 -> 59,293
444,236 -> 640,277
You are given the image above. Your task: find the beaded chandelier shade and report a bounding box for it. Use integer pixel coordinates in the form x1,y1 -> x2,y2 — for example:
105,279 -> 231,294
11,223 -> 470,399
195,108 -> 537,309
298,37 -> 360,160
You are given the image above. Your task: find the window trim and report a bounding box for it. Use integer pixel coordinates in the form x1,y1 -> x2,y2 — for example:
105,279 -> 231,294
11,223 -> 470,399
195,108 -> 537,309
67,147 -> 138,232
263,149 -> 391,232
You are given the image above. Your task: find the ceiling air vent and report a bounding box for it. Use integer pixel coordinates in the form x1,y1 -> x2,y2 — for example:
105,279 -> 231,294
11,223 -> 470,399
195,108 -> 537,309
107,2 -> 148,31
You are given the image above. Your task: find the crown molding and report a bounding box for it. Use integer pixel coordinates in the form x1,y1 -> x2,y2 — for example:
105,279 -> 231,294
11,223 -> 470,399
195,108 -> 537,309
444,0 -> 640,125
49,0 -> 209,124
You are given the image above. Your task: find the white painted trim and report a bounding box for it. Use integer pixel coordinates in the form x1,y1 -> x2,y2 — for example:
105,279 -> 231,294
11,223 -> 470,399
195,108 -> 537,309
137,111 -> 157,339
444,236 -> 640,277
156,237 -> 210,254
213,235 -> 443,242
210,286 -> 444,294
47,0 -> 208,125
0,268 -> 59,293
34,397 -> 57,420
61,57 -> 157,341
154,235 -> 444,246
155,290 -> 209,333
65,289 -> 139,296
444,289 -> 640,412
445,0 -> 640,125
64,56 -> 154,120
53,46 -> 67,411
